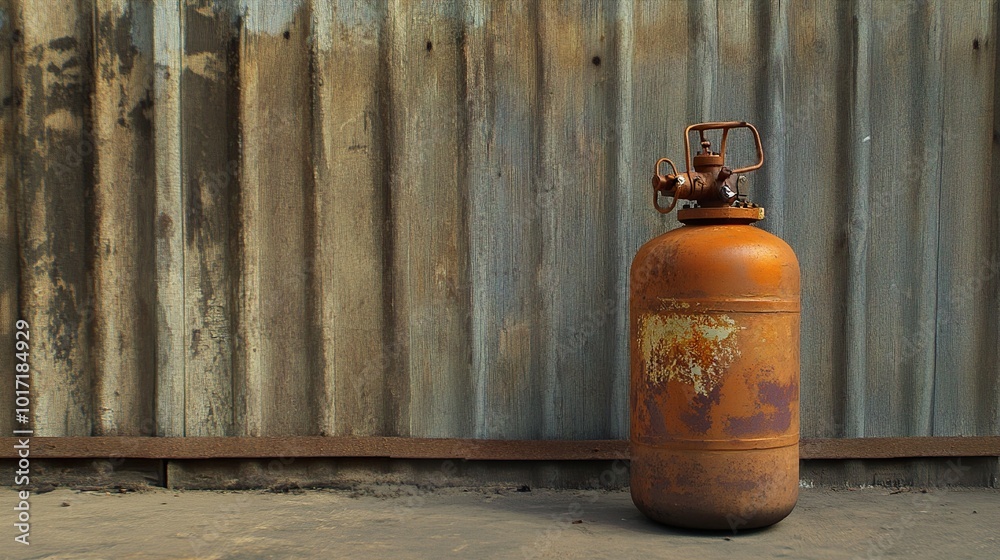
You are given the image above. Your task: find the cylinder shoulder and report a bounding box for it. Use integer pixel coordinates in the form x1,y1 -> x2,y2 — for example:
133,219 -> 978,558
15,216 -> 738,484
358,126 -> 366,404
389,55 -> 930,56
631,224 -> 800,301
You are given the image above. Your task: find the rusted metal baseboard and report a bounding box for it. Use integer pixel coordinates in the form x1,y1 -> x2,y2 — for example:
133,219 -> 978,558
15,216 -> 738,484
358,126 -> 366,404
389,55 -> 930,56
1,436 -> 998,460
4,457 -> 997,490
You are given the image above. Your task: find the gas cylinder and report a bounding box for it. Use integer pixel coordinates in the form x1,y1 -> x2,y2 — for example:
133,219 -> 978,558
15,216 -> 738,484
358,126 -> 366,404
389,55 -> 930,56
629,122 -> 800,530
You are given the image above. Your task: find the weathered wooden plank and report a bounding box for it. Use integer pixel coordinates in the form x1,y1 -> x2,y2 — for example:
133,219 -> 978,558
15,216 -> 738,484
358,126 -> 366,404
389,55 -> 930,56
843,0 -> 872,438
463,1 -> 546,438
991,1 -> 1000,439
152,0 -> 184,436
715,0 -> 790,232
0,0 -> 16,438
784,1 -> 853,438
310,0 -> 392,436
685,0 -> 717,122
854,1 -> 944,437
387,0 -> 471,437
232,6 -> 261,437
14,0 -> 93,436
1,436 -> 997,461
91,0 -> 156,436
714,1 -> 766,128
182,0 -> 238,436
694,0 -> 780,225
236,0 -> 317,435
757,0 -> 789,240
934,2 -> 998,436
535,2 -> 620,439
375,1 -> 410,438
609,0 -> 635,442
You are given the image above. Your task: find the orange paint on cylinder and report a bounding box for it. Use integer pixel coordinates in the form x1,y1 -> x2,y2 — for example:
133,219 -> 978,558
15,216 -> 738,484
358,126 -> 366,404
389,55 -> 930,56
630,122 -> 801,530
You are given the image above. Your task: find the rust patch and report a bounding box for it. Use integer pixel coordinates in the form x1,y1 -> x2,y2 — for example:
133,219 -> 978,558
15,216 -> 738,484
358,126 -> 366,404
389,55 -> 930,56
725,380 -> 797,437
725,410 -> 768,437
638,313 -> 741,396
641,392 -> 668,439
678,384 -> 723,433
156,212 -> 173,239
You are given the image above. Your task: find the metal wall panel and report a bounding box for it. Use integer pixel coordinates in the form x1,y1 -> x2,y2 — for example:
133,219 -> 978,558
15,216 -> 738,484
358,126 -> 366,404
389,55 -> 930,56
1,0 -> 998,440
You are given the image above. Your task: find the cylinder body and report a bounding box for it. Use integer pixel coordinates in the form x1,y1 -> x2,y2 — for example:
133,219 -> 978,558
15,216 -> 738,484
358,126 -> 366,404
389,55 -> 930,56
629,222 -> 800,530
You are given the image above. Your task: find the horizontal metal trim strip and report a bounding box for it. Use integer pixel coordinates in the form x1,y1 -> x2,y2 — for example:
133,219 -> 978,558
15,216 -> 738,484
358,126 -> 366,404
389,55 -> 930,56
650,299 -> 801,312
1,436 -> 997,460
632,434 -> 799,451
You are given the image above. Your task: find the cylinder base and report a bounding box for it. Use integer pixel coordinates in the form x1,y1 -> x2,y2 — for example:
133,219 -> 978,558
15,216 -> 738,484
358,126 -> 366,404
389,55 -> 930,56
629,442 -> 799,530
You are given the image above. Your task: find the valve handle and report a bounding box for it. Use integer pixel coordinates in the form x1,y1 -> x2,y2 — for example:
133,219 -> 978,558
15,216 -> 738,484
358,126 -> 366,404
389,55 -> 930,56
683,121 -> 764,177
651,121 -> 764,217
652,157 -> 680,214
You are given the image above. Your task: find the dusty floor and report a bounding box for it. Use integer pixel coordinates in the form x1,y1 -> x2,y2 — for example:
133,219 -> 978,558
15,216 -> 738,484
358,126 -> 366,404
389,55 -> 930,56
1,485 -> 997,559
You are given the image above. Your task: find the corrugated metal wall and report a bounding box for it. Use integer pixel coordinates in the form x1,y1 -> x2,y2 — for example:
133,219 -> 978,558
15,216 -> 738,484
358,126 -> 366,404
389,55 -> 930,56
1,0 -> 998,441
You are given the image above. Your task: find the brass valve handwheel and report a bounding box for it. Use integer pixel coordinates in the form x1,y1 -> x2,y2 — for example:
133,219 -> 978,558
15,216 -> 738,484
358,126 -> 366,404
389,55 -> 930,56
652,157 -> 681,214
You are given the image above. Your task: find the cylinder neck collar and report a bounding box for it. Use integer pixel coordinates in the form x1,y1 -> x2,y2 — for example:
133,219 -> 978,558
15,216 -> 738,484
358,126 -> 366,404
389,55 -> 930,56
677,205 -> 765,225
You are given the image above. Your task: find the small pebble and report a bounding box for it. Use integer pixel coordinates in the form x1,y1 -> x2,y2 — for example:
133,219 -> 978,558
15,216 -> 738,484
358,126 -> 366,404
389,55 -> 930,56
60,502 -> 70,507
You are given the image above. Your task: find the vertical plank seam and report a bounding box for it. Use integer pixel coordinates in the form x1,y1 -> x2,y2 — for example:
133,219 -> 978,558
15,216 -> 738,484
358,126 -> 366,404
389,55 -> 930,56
234,4 -> 263,436
930,0 -> 947,437
845,0 -> 872,438
82,0 -> 98,437
454,0 -> 474,438
307,0 -> 330,436
461,0 -> 487,439
532,1 -> 556,439
178,0 -> 186,437
11,0 -> 25,429
91,0 -> 105,435
530,1 -> 547,439
89,0 -> 101,437
174,0 -> 188,438
993,0 -> 1000,436
302,0 -> 322,436
0,0 -> 17,436
378,0 -> 405,436
766,0 -> 789,239
611,0 -> 634,439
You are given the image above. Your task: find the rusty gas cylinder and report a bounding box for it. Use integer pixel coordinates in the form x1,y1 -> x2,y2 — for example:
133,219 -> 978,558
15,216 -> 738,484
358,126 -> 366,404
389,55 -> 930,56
630,122 -> 800,530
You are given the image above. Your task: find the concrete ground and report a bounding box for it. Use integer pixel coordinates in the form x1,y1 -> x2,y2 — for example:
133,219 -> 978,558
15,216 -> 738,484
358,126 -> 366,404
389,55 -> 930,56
2,486 -> 997,559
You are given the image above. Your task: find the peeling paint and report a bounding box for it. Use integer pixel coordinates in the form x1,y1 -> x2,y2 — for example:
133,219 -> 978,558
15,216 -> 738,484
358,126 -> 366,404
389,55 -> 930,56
638,313 -> 741,396
184,51 -> 226,81
241,0 -> 304,35
657,297 -> 691,310
43,107 -> 81,132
